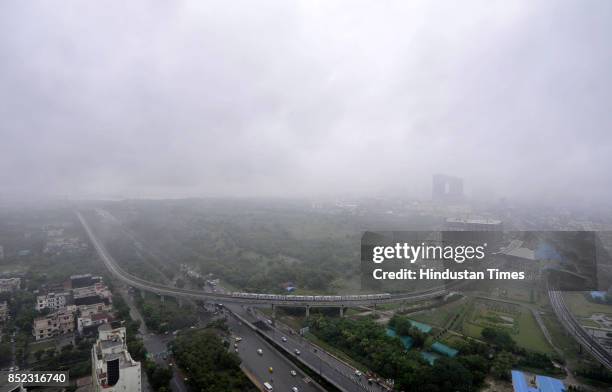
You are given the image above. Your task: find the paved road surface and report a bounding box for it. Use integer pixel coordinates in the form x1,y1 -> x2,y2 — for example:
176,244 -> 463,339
226,309 -> 322,392
227,304 -> 390,392
117,286 -> 190,392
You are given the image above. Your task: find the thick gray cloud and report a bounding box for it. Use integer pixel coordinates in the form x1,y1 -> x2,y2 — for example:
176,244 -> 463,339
1,1 -> 611,203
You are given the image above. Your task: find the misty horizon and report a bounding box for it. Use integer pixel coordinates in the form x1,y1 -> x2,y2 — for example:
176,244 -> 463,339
1,1 -> 612,205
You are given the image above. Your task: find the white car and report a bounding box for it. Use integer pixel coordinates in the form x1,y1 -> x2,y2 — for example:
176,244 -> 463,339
281,336 -> 287,342
294,349 -> 301,355
290,370 -> 297,376
292,387 -> 299,392
257,348 -> 263,355
355,370 -> 362,377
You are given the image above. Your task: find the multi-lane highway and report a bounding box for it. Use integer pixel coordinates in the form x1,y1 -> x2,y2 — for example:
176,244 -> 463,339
228,303 -> 390,392
225,308 -> 323,392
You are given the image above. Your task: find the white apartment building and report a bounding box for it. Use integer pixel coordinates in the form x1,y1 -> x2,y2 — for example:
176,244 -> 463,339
36,292 -> 70,311
92,323 -> 141,392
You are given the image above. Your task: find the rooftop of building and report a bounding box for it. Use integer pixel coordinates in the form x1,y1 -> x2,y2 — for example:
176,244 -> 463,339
511,370 -> 566,392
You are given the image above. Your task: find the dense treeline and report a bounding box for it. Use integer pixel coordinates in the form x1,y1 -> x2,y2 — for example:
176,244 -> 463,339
105,201 -> 361,293
310,315 -> 571,390
170,329 -> 256,392
309,316 -> 489,391
480,327 -> 563,376
135,294 -> 198,333
0,290 -> 36,365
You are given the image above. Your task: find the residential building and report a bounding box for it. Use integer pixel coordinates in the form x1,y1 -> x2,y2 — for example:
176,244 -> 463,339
73,283 -> 112,301
78,313 -> 112,335
70,274 -> 102,289
92,323 -> 141,392
36,292 -> 71,311
78,302 -> 113,318
0,278 -> 21,293
33,307 -> 76,340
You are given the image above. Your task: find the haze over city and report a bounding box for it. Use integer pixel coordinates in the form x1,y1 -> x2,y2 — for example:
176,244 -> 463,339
1,0 -> 611,205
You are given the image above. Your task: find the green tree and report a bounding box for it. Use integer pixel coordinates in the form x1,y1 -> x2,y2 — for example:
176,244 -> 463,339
172,329 -> 256,392
491,351 -> 515,380
481,327 -> 516,351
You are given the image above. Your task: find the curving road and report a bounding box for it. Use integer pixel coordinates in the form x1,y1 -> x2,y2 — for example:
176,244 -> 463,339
548,285 -> 612,370
76,210 -> 447,307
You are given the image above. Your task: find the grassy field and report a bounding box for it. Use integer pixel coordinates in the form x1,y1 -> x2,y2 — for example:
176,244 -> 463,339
541,312 -> 579,357
440,333 -> 469,348
461,299 -> 554,354
344,308 -> 364,316
563,292 -> 612,318
410,298 -> 468,328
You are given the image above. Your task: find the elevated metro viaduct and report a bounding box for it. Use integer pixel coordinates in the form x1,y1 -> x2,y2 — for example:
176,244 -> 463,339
77,210 -> 447,317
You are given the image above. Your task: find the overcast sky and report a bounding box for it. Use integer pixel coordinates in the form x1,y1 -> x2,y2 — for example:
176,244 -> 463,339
1,1 -> 611,203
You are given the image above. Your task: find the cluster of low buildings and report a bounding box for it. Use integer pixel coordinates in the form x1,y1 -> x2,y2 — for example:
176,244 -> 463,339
33,274 -> 114,341
42,226 -> 88,255
0,277 -> 21,293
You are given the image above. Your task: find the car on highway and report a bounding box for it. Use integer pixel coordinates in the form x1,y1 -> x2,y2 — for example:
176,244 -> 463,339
294,349 -> 301,355
235,337 -> 242,342
263,382 -> 273,391
355,370 -> 362,377
281,336 -> 287,342
290,370 -> 297,376
292,387 -> 299,392
257,348 -> 263,355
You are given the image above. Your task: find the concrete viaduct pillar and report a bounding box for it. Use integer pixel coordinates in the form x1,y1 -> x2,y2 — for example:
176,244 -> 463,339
339,306 -> 344,317
140,290 -> 146,300
271,304 -> 276,319
305,305 -> 310,318
160,294 -> 165,303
